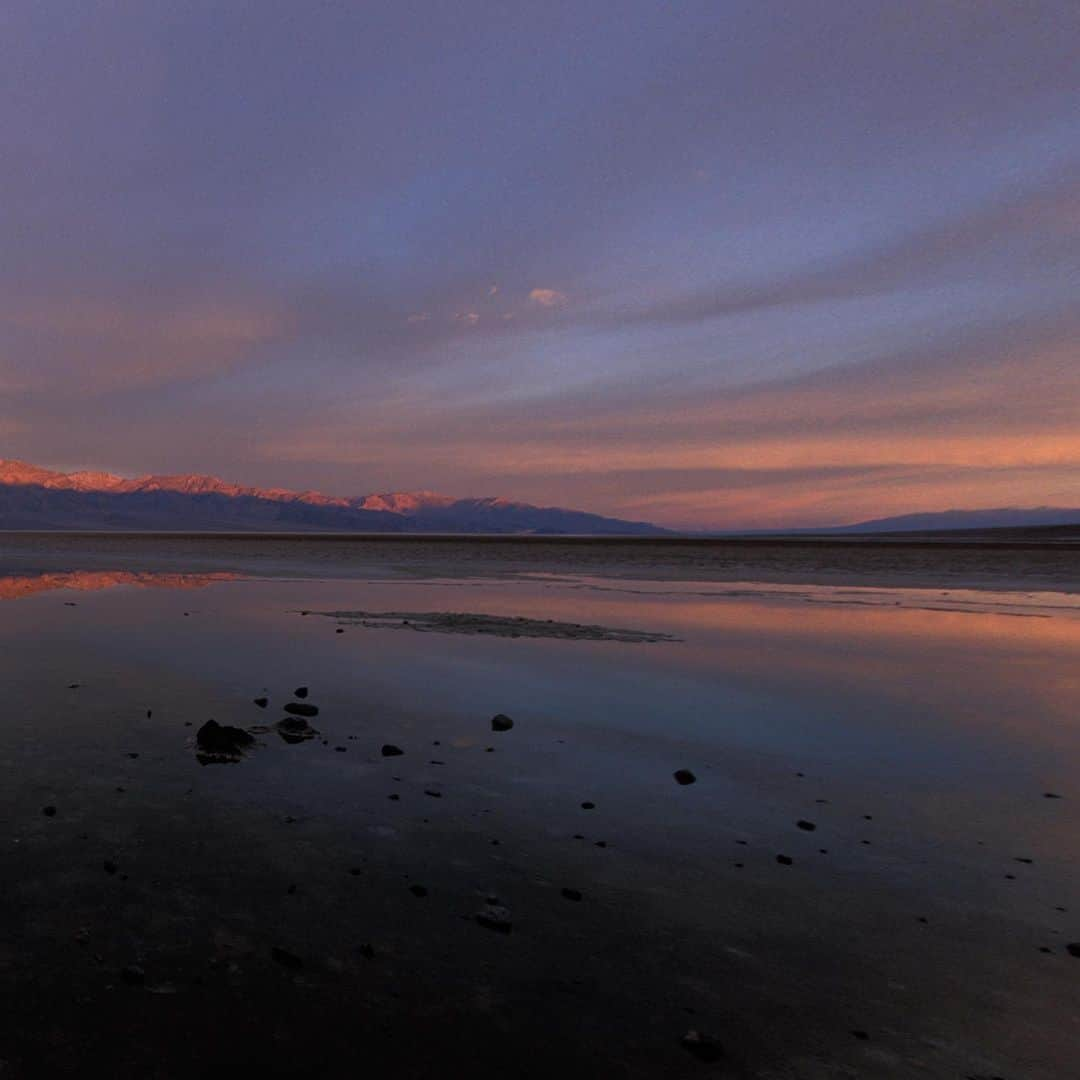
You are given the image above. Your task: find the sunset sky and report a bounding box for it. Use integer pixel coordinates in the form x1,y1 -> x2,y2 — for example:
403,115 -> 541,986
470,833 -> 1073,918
2,0 -> 1077,529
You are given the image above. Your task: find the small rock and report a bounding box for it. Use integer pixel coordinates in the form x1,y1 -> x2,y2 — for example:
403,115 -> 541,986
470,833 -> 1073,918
120,965 -> 145,986
581,801 -> 596,810
476,904 -> 512,933
103,860 -> 119,875
275,716 -> 318,743
271,946 -> 303,970
253,697 -> 268,709
673,769 -> 697,786
491,714 -> 514,732
680,1030 -> 724,1063
294,687 -> 309,699
283,702 -> 319,718
776,854 -> 793,866
381,744 -> 404,757
196,719 -> 254,756
1066,942 -> 1080,958
42,805 -> 57,817
796,820 -> 816,831
851,1030 -> 869,1040
409,885 -> 428,898
561,888 -> 583,902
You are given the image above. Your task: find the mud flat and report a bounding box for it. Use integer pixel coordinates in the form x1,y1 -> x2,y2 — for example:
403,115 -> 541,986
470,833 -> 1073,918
0,542 -> 1076,1077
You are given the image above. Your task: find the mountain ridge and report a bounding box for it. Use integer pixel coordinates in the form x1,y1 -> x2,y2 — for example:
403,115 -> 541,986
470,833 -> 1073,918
0,459 -> 666,535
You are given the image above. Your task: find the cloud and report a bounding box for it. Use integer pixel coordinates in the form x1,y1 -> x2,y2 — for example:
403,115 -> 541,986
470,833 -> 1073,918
528,288 -> 568,308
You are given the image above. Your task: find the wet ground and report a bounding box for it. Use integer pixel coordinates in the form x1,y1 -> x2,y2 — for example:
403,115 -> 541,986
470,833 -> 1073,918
0,538 -> 1078,1077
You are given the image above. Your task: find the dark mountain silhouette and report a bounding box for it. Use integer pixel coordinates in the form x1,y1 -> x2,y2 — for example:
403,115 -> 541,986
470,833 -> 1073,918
837,507 -> 1080,533
0,460 -> 667,535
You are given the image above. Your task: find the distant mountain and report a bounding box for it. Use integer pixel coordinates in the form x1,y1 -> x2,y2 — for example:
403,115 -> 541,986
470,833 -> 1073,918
837,507 -> 1080,533
0,460 -> 667,535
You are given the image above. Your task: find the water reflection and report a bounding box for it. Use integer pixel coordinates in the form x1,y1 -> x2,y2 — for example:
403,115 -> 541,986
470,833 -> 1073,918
0,568 -> 239,600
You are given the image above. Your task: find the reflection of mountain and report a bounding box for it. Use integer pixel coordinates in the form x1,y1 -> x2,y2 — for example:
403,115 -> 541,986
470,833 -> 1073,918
0,460 -> 666,535
0,570 -> 239,601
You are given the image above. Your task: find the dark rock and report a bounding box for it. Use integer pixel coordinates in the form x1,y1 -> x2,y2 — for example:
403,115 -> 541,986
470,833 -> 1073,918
196,719 -> 254,755
381,744 -> 404,757
271,946 -> 303,970
284,702 -> 319,717
476,904 -> 512,933
1044,792 -> 1062,799
42,805 -> 57,817
851,1030 -> 869,1040
581,801 -> 596,810
424,789 -> 442,798
680,1030 -> 724,1063
409,885 -> 428,898
253,697 -> 268,709
776,854 -> 793,866
796,820 -> 816,831
673,769 -> 697,786
120,965 -> 145,986
103,860 -> 119,875
388,794 -> 400,801
491,714 -> 514,732
561,888 -> 583,902
294,686 -> 309,699
1066,942 -> 1080,958
275,716 -> 318,743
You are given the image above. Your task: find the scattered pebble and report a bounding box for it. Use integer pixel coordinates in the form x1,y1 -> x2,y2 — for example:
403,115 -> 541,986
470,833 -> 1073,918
381,744 -> 404,757
476,903 -> 512,933
581,801 -> 596,810
796,820 -> 816,831
271,946 -> 303,970
776,855 -> 793,866
491,714 -> 514,732
294,686 -> 309,698
680,1030 -> 724,1063
673,769 -> 696,786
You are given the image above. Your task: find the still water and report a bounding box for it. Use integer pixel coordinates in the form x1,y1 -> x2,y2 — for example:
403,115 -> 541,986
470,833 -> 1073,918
0,552 -> 1077,1078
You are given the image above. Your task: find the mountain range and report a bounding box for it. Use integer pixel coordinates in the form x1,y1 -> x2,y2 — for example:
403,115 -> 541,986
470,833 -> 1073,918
0,459 -> 1076,535
0,460 -> 667,534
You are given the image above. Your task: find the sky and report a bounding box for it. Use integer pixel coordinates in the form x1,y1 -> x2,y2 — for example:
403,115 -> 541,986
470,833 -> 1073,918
1,0 -> 1077,529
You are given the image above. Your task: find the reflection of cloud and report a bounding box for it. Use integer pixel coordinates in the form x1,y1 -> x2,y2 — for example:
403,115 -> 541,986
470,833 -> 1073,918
0,571 -> 240,602
528,288 -> 567,308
